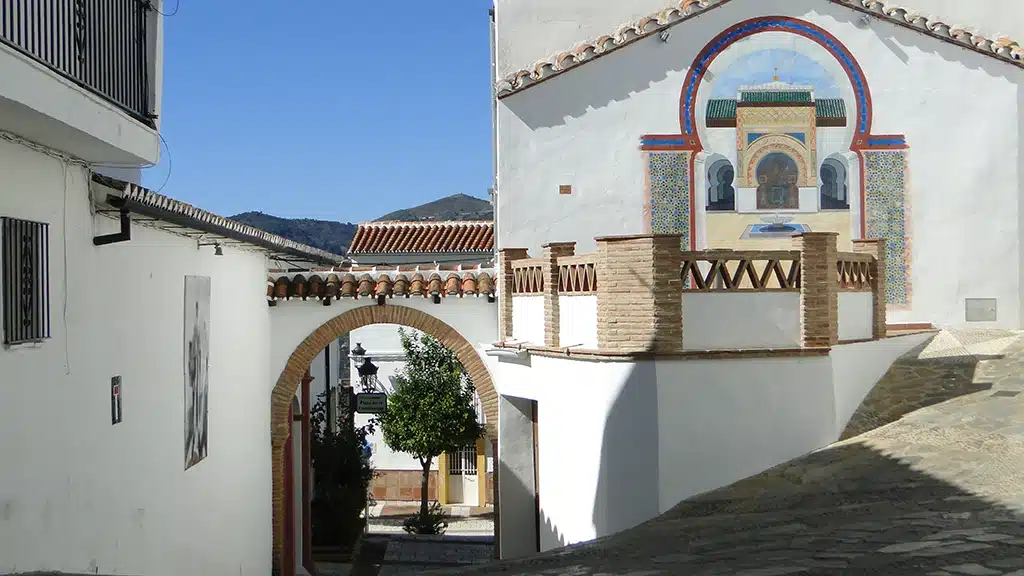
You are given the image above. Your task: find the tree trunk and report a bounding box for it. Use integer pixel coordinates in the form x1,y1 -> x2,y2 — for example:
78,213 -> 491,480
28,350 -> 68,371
420,456 -> 432,518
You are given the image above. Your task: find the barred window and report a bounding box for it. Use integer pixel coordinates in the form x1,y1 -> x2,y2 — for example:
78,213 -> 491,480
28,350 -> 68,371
2,217 -> 51,345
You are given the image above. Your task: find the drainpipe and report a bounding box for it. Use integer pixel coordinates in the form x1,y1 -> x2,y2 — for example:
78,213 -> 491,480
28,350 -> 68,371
489,6 -> 499,254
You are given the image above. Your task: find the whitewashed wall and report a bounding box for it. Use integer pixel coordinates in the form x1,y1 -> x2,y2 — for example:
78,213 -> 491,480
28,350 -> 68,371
558,295 -> 597,348
511,295 -> 545,344
0,139 -> 271,575
682,293 -> 801,350
492,330 -> 928,550
496,0 -> 1024,328
838,292 -> 874,342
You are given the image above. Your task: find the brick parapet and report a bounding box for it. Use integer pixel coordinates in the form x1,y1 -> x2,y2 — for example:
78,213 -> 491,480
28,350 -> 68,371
542,242 -> 575,347
795,232 -> 839,348
595,234 -> 683,353
498,248 -> 530,340
853,238 -> 888,339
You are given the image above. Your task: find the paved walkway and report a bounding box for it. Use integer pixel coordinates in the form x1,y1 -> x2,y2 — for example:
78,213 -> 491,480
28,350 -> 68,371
433,330 -> 1024,575
367,502 -> 494,537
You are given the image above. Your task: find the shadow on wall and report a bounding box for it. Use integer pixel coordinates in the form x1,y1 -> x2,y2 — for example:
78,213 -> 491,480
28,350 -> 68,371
840,337 -> 997,440
589,362 -> 660,544
433,437 -> 1024,574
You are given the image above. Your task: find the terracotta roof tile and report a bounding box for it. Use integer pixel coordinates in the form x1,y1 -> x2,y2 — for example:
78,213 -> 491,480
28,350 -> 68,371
348,221 -> 494,255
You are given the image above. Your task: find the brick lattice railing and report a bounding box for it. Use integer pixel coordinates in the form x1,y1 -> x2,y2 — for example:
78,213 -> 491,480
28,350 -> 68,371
500,233 -> 886,353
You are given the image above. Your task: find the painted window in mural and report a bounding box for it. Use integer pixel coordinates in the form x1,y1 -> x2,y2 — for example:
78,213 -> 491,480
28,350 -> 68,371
707,158 -> 735,211
820,157 -> 849,210
755,152 -> 799,210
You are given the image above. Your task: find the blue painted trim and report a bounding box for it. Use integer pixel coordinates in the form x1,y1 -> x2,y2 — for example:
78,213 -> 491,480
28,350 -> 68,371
787,133 -> 806,144
867,137 -> 906,147
642,138 -> 690,147
683,18 -> 870,136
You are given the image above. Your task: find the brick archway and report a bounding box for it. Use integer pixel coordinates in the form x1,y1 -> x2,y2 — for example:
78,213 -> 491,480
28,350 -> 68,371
270,305 -> 498,565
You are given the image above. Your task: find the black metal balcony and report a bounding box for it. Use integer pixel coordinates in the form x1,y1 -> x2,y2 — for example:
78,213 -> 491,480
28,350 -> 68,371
0,0 -> 154,125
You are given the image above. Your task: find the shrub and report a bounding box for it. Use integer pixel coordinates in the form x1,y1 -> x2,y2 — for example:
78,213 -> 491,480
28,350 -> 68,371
402,501 -> 449,535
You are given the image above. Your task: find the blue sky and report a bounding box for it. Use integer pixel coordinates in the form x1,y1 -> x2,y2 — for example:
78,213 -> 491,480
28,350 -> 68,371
141,1 -> 494,224
710,49 -> 840,99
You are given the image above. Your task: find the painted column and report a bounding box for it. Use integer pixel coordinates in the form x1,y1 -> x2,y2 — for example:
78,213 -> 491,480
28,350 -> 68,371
853,238 -> 888,339
497,396 -> 538,559
300,371 -> 314,575
795,232 -> 839,347
491,437 -> 500,559
498,248 -> 530,340
541,242 -> 575,347
595,234 -> 684,353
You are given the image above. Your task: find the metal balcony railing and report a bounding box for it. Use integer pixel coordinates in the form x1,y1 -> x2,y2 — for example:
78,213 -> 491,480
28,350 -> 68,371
0,0 -> 153,124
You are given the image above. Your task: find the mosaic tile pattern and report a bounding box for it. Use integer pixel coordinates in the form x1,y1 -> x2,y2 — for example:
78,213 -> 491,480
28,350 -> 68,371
647,151 -> 691,250
863,150 -> 910,306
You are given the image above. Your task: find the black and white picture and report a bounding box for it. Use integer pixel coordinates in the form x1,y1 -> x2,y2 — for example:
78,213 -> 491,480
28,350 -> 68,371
184,275 -> 211,470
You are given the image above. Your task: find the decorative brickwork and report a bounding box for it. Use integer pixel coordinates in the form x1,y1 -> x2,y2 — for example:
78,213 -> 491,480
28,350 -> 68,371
853,238 -> 888,339
795,232 -> 839,348
270,305 -> 498,568
595,234 -> 683,353
499,249 -> 529,339
542,243 -> 575,347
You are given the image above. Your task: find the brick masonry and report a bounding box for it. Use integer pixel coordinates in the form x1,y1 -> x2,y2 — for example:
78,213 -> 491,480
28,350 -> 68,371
542,242 -> 576,347
595,234 -> 683,354
499,248 -> 530,340
795,232 -> 839,348
269,305 -> 499,567
370,469 -> 496,503
853,238 -> 888,340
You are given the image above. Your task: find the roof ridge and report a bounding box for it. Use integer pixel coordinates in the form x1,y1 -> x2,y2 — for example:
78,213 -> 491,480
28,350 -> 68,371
496,0 -> 1024,98
365,220 -> 494,226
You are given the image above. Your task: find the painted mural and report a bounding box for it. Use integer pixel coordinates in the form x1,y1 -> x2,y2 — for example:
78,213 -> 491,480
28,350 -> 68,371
642,17 -> 911,308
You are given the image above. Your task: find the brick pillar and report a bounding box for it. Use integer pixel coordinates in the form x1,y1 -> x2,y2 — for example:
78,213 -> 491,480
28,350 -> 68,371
853,238 -> 888,339
595,234 -> 683,353
795,232 -> 839,348
541,242 -> 575,347
498,248 -> 530,340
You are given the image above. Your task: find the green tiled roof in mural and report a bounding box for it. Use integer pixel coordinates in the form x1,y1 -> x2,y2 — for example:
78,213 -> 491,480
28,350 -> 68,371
815,98 -> 846,118
706,99 -> 737,119
739,90 -> 812,103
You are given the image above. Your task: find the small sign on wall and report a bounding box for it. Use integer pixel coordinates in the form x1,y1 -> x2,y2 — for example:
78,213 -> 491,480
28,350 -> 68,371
111,376 -> 123,425
355,392 -> 387,414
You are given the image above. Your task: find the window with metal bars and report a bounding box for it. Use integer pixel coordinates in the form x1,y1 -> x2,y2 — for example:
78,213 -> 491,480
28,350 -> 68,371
448,444 -> 478,476
2,217 -> 51,345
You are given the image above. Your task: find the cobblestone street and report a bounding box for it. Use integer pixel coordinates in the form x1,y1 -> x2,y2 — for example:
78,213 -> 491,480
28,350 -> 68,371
429,331 -> 1024,575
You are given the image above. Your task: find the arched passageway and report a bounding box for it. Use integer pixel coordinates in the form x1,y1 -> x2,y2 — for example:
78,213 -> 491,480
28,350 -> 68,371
270,305 -> 499,569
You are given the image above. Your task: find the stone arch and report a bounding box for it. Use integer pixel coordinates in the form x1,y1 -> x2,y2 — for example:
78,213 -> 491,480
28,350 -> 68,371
270,305 -> 498,565
743,135 -> 813,188
820,154 -> 850,210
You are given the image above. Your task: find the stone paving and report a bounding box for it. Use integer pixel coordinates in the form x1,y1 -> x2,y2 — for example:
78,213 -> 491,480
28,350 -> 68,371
428,330 -> 1024,575
373,536 -> 495,576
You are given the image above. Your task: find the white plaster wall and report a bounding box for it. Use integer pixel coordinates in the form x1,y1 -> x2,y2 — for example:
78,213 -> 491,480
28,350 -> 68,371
0,139 -> 270,575
558,295 -> 597,348
682,292 -> 801,350
491,355 -> 659,550
512,295 -> 545,344
494,0 -> 1024,79
0,6 -> 162,165
830,331 -> 934,438
838,292 -> 874,342
497,0 -> 1024,328
655,356 -> 835,512
497,395 -> 538,559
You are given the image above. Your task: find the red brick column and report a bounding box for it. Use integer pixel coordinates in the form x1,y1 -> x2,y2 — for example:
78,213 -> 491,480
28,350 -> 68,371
300,371 -> 314,575
498,248 -> 530,340
853,238 -> 888,339
795,232 -> 839,348
541,242 -> 575,347
595,234 -> 683,353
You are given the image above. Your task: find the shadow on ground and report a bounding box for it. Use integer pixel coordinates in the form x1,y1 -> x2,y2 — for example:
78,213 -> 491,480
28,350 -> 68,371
429,435 -> 1024,575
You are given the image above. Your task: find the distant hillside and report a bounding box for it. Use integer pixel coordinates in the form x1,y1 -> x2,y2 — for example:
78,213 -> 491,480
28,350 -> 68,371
375,194 -> 493,222
231,193 -> 492,255
230,212 -> 357,256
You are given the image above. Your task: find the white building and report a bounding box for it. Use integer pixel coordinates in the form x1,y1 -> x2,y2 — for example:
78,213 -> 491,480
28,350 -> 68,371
485,0 -> 1024,560
305,220 -> 498,507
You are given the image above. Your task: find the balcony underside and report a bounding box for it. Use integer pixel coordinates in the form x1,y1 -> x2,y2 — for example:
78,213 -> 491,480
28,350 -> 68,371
0,43 -> 159,166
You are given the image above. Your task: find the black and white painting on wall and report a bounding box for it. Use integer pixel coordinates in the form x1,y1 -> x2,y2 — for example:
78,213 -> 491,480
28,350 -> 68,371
184,275 -> 211,470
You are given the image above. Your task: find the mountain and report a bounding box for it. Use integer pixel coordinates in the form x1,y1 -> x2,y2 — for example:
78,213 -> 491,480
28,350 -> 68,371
230,193 -> 492,255
229,212 -> 357,256
375,194 -> 493,222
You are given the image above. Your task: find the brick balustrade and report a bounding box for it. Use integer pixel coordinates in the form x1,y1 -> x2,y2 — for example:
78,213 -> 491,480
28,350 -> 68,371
501,233 -> 886,354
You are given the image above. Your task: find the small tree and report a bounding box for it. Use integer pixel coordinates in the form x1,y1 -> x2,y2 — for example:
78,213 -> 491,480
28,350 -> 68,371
377,328 -> 484,526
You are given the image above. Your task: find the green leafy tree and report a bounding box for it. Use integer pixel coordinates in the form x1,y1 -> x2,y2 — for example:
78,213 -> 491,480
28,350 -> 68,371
377,328 -> 484,522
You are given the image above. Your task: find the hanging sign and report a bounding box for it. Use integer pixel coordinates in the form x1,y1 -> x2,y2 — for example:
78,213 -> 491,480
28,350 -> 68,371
355,392 -> 387,414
